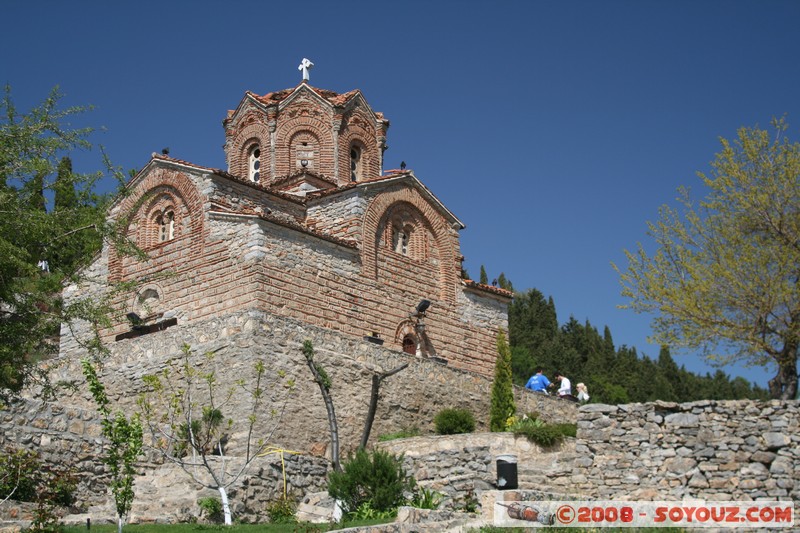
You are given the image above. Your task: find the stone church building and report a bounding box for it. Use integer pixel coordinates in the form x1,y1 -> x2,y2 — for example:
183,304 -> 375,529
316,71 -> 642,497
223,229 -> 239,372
62,77 -> 511,376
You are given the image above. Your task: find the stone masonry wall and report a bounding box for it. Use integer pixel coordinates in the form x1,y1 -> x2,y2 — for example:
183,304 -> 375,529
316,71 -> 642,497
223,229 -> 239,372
47,310 -> 575,457
0,397 -> 330,524
64,165 -> 508,378
572,400 -> 800,502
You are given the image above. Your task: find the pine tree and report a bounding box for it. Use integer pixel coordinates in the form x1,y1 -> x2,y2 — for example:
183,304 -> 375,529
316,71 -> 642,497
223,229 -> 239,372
490,329 -> 515,431
479,265 -> 488,285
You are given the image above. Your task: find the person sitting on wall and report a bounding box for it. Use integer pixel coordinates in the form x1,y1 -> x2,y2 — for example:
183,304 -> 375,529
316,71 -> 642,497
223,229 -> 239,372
525,367 -> 550,393
576,382 -> 590,402
551,371 -> 573,399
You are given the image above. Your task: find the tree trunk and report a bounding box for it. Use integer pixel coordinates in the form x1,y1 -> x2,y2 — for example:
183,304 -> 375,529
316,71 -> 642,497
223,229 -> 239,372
359,363 -> 408,449
303,352 -> 341,471
218,486 -> 232,526
117,516 -> 123,533
768,344 -> 798,400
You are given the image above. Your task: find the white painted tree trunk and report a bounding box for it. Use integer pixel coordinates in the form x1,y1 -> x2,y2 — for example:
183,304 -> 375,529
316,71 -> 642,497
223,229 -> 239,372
117,516 -> 123,533
219,486 -> 232,526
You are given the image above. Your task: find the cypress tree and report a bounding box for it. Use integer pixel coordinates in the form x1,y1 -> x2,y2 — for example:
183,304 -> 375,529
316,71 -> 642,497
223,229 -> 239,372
490,328 -> 515,432
479,265 -> 488,285
54,156 -> 77,210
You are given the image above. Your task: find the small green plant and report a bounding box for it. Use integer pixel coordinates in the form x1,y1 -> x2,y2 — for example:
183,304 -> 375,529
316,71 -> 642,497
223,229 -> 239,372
346,501 -> 398,521
458,488 -> 479,513
434,408 -> 476,435
327,448 -> 415,514
378,427 -> 420,442
266,497 -> 297,523
410,486 -> 442,510
198,496 -> 223,523
509,415 -> 576,447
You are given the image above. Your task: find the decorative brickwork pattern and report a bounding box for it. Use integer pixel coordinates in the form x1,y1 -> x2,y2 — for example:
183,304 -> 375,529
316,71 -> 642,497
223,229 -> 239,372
361,185 -> 460,303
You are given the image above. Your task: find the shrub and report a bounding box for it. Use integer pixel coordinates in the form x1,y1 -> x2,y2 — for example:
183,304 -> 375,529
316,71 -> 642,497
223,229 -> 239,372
378,427 -> 420,442
509,416 -> 577,447
434,408 -> 476,435
0,448 -> 39,502
266,497 -> 297,523
327,448 -> 415,514
198,496 -> 223,523
0,447 -> 76,508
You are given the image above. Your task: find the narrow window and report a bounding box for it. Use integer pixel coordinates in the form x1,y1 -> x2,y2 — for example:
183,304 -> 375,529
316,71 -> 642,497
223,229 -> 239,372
249,145 -> 261,182
402,335 -> 417,355
296,140 -> 315,169
350,146 -> 361,182
158,211 -> 174,242
393,227 -> 409,255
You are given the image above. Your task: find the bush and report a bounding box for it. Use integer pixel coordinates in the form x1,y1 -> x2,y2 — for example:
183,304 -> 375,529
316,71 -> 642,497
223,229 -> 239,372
266,497 -> 297,523
378,427 -> 420,442
327,448 -> 415,514
434,408 -> 476,435
509,416 -> 576,447
0,447 -> 76,507
197,496 -> 223,523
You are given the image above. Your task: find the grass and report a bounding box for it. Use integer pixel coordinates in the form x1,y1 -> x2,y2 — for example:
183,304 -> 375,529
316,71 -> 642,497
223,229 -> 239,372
63,518 -> 391,533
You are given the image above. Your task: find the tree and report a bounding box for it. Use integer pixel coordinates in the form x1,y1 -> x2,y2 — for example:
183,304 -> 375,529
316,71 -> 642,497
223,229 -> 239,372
137,344 -> 293,525
479,265 -> 488,285
497,272 -> 513,291
490,328 -> 515,431
82,359 -> 143,533
302,340 -> 341,472
617,119 -> 800,399
0,85 -> 126,400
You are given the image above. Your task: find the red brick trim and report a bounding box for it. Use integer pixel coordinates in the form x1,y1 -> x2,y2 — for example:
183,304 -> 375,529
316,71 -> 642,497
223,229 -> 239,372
109,167 -> 205,282
362,186 -> 459,303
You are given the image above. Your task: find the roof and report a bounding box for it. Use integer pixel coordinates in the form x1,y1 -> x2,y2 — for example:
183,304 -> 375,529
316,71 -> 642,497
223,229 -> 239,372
250,83 -> 361,108
462,279 -> 514,299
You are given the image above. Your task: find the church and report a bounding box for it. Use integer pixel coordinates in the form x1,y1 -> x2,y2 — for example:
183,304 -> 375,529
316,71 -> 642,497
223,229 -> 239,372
62,61 -> 511,376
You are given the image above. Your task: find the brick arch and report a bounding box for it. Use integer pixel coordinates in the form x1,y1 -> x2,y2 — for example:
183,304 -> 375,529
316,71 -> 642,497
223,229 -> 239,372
362,187 -> 458,303
339,109 -> 379,181
228,122 -> 271,178
394,319 -> 418,354
275,113 -> 333,176
109,168 -> 205,282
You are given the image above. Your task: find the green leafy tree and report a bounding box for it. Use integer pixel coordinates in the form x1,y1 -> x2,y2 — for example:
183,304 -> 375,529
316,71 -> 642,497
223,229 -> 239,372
137,344 -> 293,525
617,119 -> 800,399
490,328 -> 515,431
0,85 -> 128,400
82,359 -> 143,533
479,265 -> 488,285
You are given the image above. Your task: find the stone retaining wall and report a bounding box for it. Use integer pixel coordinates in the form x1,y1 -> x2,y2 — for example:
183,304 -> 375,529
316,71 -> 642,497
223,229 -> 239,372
572,400 -> 800,502
0,398 -> 330,524
377,432 -> 570,510
41,310 -> 576,455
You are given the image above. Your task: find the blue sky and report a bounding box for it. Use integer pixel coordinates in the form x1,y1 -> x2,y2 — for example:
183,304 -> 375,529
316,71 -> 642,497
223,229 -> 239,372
4,1 -> 799,389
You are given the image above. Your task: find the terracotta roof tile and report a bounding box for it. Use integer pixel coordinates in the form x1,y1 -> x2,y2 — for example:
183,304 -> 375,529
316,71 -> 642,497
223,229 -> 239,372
250,84 -> 361,108
462,279 -> 513,298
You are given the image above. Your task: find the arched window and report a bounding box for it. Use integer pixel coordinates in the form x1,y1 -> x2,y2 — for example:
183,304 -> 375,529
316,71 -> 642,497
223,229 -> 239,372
402,335 -> 417,355
249,145 -> 261,183
157,211 -> 174,242
393,225 -> 410,256
292,132 -> 318,170
350,145 -> 361,182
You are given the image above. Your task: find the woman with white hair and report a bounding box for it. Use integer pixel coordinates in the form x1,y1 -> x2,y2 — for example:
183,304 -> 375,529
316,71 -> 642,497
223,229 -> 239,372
576,383 -> 590,402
